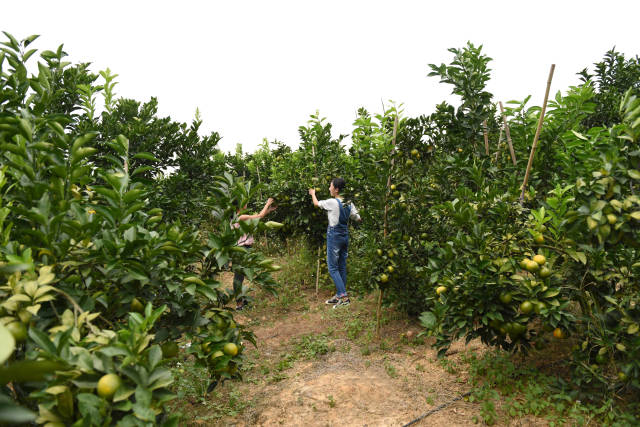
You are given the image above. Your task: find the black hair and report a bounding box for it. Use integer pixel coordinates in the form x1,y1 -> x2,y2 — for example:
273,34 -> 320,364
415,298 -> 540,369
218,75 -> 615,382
331,177 -> 346,192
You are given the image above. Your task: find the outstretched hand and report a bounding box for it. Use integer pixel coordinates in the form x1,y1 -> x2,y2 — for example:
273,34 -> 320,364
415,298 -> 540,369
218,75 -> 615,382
308,188 -> 316,196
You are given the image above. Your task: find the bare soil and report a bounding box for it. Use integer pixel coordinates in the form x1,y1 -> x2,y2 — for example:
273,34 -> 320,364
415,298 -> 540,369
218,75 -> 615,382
176,271 -> 556,426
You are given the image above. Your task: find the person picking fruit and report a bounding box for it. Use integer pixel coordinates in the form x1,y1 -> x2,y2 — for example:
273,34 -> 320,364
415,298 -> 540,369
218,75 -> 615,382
232,197 -> 277,310
309,178 -> 361,308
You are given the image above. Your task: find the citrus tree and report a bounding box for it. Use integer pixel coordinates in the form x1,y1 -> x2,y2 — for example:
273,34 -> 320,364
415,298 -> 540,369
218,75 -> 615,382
0,32 -> 279,425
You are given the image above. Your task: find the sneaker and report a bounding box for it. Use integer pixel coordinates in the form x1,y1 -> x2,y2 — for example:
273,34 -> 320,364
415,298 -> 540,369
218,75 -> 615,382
325,296 -> 340,305
332,298 -> 350,309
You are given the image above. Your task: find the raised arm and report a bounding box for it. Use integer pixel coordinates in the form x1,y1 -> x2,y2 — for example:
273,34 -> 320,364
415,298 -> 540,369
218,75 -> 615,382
309,188 -> 319,207
238,198 -> 276,221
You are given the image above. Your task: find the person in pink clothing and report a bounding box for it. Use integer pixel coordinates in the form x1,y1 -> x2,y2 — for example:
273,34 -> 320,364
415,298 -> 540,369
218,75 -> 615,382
232,197 -> 276,310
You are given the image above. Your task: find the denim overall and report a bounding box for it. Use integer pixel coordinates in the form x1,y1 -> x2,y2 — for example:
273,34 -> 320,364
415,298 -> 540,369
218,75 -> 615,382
327,198 -> 351,297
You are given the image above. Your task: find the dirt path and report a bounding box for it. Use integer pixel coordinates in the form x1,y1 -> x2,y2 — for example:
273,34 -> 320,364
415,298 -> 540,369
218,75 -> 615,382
177,272 -> 548,426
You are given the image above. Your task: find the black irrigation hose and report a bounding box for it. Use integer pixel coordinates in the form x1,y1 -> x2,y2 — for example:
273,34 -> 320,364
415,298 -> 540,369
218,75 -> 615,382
402,391 -> 472,427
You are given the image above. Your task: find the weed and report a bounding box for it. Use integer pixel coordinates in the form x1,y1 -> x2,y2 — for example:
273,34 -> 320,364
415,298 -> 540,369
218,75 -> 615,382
327,395 -> 336,408
293,333 -> 335,359
384,361 -> 398,378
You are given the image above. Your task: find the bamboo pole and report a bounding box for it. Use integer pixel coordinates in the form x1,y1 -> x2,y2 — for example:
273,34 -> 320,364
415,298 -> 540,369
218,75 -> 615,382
519,64 -> 555,203
256,165 -> 269,250
495,124 -> 504,163
499,101 -> 517,166
312,138 -> 321,296
482,120 -> 489,155
376,115 -> 398,338
315,246 -> 321,296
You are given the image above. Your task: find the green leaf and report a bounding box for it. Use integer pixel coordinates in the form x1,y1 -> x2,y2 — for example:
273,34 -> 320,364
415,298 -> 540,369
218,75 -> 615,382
419,311 -> 436,329
148,345 -> 162,370
0,395 -> 36,423
0,324 -> 15,364
28,327 -> 57,355
133,152 -> 160,162
627,169 -> 640,180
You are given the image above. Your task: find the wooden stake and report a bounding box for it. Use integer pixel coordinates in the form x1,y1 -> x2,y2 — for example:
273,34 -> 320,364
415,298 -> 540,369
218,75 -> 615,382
499,101 -> 517,166
312,137 -> 322,296
376,115 -> 398,338
495,124 -> 504,163
256,165 -> 269,250
482,120 -> 489,155
315,246 -> 321,296
520,64 -> 555,203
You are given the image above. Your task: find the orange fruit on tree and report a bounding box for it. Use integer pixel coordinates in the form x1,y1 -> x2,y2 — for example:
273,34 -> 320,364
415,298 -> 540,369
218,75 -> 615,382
499,292 -> 512,304
6,321 -> 27,342
520,301 -> 534,315
533,254 -> 546,266
525,260 -> 539,272
553,328 -> 565,339
539,267 -> 551,278
130,298 -> 144,313
97,373 -> 122,400
223,342 -> 239,357
436,286 -> 447,295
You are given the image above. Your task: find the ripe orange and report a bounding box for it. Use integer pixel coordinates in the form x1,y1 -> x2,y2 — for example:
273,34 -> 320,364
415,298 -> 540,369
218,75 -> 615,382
97,373 -> 122,399
553,328 -> 565,339
436,286 -> 447,295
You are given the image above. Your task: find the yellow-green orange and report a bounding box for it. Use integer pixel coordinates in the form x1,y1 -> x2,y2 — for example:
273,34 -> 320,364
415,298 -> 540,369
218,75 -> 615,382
6,321 -> 27,342
533,254 -> 546,266
499,292 -> 512,304
436,286 -> 447,295
380,274 -> 389,283
130,298 -> 144,313
97,374 -> 122,399
525,260 -> 539,272
520,301 -> 534,315
534,234 -> 545,244
223,342 -> 239,357
539,267 -> 551,278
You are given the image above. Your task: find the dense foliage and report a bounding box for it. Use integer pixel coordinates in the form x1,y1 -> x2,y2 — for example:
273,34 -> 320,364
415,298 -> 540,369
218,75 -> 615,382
0,33 -> 279,425
2,29 -> 640,424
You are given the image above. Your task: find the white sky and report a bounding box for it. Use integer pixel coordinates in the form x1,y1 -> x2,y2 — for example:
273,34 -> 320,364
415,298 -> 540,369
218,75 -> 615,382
2,1 -> 638,154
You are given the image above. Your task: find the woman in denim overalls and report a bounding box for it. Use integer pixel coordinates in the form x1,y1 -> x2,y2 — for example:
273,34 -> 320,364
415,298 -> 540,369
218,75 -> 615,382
309,178 -> 361,308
